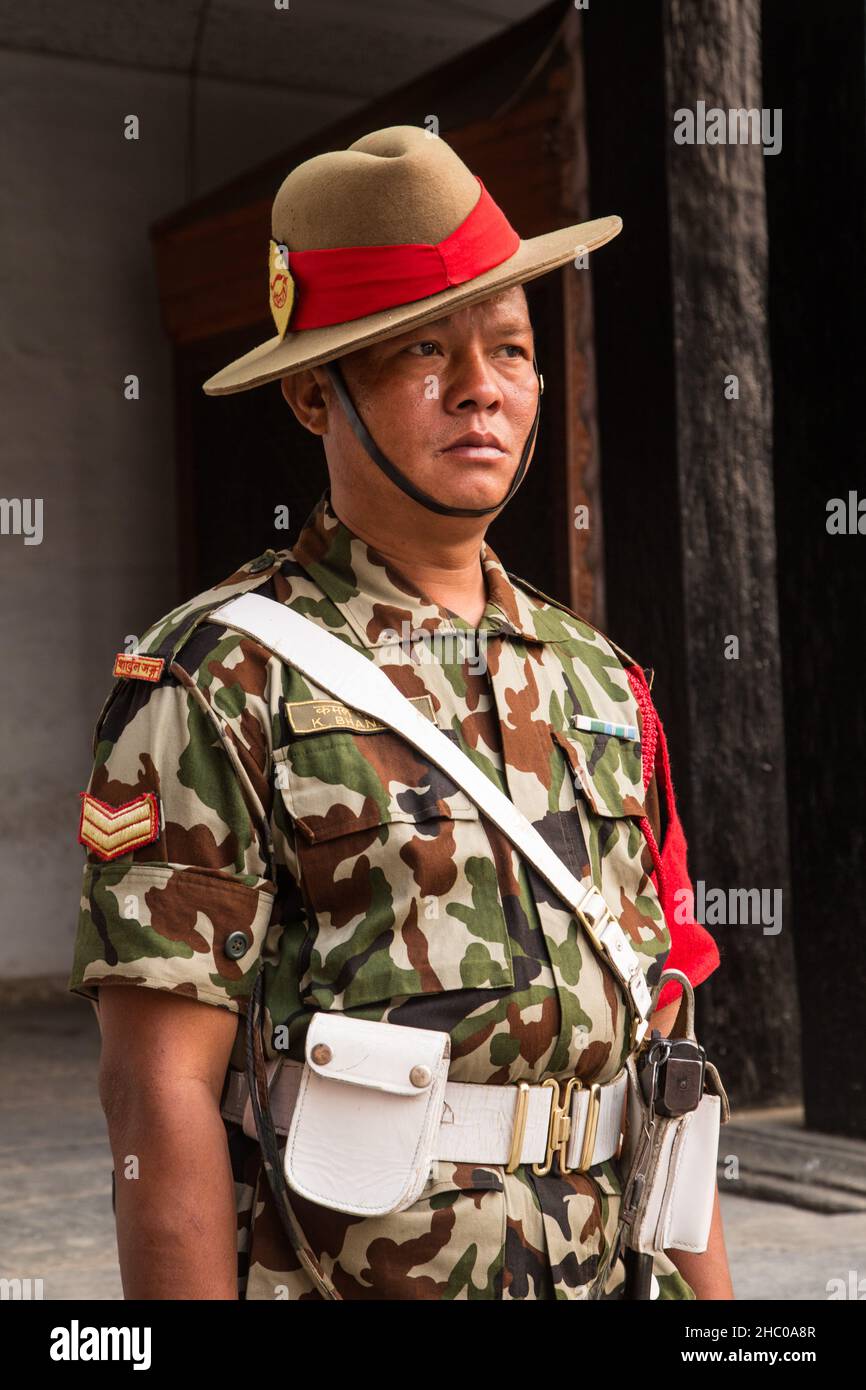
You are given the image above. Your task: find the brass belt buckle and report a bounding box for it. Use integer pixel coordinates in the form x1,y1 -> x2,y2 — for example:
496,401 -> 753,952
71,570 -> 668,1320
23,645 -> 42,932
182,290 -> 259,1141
506,1082 -> 531,1173
576,1082 -> 603,1172
531,1077 -> 579,1176
507,1076 -> 604,1175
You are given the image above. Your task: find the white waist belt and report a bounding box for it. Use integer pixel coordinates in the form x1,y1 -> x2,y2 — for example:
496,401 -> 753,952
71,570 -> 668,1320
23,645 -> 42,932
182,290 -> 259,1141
222,1063 -> 628,1175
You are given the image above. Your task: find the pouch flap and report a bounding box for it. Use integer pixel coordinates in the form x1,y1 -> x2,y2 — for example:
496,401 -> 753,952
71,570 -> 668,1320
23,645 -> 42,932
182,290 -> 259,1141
305,1011 -> 451,1096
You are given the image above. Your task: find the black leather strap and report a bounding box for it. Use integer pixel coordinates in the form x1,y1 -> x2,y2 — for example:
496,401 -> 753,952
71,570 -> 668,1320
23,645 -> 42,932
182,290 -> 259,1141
244,969 -> 342,1300
323,355 -> 543,518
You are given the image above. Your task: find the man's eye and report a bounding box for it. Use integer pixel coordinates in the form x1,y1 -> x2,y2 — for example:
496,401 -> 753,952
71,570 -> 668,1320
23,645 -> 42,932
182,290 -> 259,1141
498,344 -> 526,358
407,341 -> 440,356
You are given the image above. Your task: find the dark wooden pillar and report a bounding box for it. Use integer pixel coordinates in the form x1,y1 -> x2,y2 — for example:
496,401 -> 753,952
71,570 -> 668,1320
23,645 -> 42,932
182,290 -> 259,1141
763,0 -> 866,1137
584,0 -> 800,1107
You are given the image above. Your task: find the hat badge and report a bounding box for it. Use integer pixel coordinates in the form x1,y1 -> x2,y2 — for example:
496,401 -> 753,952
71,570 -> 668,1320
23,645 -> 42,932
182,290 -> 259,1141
268,239 -> 295,339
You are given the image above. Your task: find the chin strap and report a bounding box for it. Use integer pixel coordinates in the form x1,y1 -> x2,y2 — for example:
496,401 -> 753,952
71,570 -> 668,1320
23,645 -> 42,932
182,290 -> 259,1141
323,355 -> 544,518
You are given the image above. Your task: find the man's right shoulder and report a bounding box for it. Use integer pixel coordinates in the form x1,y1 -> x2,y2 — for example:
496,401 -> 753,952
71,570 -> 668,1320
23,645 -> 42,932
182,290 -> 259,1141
134,546 -> 294,669
90,546 -> 310,755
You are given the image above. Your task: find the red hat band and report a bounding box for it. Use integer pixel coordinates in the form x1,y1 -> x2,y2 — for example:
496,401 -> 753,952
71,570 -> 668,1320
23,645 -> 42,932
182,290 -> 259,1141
272,178 -> 521,334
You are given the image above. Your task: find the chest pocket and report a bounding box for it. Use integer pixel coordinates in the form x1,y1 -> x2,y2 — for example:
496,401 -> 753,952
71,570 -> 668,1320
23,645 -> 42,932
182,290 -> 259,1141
273,727 -> 514,1011
552,725 -> 646,819
550,725 -> 670,990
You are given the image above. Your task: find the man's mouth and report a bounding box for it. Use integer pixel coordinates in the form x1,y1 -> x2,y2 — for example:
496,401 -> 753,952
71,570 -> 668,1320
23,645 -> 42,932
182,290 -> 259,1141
439,432 -> 507,460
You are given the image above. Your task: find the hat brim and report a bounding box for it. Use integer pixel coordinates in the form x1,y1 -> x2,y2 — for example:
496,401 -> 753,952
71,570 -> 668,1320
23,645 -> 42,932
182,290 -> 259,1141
201,215 -> 622,396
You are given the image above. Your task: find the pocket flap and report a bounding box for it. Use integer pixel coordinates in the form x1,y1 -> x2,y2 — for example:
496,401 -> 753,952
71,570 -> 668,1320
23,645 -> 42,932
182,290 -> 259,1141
274,734 -> 480,842
305,1011 -> 451,1097
552,726 -> 646,819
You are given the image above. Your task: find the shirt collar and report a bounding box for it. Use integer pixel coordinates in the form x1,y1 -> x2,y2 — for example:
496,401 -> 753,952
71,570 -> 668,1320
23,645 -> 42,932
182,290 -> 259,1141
290,488 -> 547,650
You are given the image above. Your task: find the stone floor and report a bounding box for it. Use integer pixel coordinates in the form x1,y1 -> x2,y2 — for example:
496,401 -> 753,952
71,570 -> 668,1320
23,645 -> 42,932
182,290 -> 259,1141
2,996 -> 864,1302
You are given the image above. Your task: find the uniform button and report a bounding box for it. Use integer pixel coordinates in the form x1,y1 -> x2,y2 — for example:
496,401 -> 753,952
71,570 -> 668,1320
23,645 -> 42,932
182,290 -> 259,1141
311,1043 -> 333,1066
248,551 -> 275,574
410,1065 -> 432,1088
224,930 -> 249,960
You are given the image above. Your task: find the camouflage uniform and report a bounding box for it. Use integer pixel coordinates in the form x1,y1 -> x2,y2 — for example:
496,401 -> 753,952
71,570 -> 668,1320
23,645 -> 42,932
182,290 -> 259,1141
70,488 -> 699,1301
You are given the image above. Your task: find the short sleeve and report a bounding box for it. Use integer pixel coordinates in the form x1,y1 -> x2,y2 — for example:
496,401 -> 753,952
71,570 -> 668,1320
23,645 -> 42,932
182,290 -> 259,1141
626,665 -> 721,1014
69,668 -> 277,1014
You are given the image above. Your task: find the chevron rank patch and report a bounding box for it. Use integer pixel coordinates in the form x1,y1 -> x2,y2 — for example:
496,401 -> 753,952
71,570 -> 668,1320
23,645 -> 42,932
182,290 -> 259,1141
113,652 -> 165,682
78,791 -> 161,861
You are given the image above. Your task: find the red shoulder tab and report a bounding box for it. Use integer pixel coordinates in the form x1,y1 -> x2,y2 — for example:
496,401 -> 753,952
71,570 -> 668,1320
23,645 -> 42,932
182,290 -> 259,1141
113,653 -> 165,682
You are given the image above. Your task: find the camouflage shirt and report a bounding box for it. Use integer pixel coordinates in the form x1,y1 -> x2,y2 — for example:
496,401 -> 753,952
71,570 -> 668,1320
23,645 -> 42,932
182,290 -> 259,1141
70,487 -> 705,1300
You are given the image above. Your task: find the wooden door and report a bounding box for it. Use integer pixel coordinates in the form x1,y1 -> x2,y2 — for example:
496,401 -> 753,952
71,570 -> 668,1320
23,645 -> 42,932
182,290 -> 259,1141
157,9 -> 604,625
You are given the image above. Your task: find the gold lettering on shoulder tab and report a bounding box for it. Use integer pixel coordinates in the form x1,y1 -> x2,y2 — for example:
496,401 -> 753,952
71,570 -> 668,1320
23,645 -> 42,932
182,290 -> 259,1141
284,694 -> 437,735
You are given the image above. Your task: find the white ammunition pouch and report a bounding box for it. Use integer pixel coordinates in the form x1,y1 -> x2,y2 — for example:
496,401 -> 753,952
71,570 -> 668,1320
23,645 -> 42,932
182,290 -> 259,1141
617,970 -> 730,1257
284,1012 -> 451,1217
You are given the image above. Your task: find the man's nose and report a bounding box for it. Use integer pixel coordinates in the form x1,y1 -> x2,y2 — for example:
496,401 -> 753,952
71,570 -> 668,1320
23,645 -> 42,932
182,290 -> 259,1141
444,351 -> 502,412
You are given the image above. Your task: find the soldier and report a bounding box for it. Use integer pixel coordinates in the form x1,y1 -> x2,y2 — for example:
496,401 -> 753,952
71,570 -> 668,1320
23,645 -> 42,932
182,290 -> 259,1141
70,126 -> 731,1300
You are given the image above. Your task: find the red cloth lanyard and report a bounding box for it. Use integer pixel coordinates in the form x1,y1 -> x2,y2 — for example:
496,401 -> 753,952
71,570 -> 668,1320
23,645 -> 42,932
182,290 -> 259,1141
626,664 -> 721,1012
286,178 -> 521,331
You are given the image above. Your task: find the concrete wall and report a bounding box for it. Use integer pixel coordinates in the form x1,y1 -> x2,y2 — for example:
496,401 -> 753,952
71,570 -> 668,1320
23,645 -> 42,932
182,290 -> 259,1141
0,51 -> 316,979
0,1 -> 544,981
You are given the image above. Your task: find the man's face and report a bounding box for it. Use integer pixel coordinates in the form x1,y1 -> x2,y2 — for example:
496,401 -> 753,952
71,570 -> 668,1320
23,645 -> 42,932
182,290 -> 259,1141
294,285 -> 538,517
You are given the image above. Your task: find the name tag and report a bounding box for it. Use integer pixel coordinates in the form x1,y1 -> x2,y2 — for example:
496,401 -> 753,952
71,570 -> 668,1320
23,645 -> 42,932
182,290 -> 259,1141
285,694 -> 437,735
572,713 -> 640,741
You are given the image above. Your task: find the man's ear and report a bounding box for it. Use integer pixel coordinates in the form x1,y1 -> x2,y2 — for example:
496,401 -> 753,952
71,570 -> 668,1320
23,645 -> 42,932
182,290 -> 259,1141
280,368 -> 330,436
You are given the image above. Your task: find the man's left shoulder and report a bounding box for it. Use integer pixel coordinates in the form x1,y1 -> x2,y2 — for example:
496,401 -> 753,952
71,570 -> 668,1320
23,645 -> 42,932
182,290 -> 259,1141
506,568 -> 644,672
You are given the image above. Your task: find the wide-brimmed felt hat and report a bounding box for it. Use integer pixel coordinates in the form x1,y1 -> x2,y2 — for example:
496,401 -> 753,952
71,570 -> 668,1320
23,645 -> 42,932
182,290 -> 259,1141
202,124 -> 622,396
